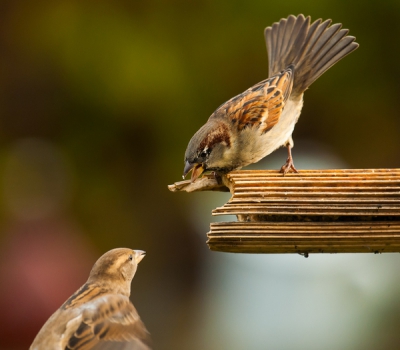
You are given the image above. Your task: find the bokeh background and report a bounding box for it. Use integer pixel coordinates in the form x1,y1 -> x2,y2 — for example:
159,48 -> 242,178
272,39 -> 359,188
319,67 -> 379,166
0,0 -> 400,349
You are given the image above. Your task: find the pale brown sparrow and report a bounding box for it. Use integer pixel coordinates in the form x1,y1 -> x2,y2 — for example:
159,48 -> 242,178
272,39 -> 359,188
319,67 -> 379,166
183,14 -> 358,181
30,248 -> 151,350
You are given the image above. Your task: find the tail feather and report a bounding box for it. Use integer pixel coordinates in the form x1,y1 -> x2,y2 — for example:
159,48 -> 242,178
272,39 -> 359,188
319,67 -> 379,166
283,16 -> 309,67
275,16 -> 295,65
312,36 -> 357,80
266,15 -> 308,76
264,15 -> 358,95
314,27 -> 349,65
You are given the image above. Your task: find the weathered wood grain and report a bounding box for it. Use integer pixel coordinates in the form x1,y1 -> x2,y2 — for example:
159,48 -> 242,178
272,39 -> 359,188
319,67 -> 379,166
207,169 -> 400,254
169,169 -> 400,254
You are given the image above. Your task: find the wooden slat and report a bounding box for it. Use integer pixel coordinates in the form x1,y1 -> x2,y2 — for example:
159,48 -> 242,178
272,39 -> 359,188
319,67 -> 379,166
228,169 -> 400,176
212,169 -> 400,218
170,168 -> 400,254
207,169 -> 400,254
207,221 -> 400,254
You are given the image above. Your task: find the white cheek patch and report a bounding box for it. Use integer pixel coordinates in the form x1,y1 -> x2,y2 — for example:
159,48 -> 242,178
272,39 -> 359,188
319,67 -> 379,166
209,144 -> 239,169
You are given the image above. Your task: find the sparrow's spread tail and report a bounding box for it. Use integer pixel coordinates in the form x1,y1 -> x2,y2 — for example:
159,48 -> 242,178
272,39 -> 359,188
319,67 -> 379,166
264,14 -> 358,95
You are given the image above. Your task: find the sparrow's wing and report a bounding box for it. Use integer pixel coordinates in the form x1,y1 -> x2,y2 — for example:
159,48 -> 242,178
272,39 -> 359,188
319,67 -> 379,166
65,295 -> 151,350
217,68 -> 293,133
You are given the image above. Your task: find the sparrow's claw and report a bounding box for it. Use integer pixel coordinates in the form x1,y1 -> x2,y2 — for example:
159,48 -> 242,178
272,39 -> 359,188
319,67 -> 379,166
280,157 -> 298,175
280,142 -> 298,175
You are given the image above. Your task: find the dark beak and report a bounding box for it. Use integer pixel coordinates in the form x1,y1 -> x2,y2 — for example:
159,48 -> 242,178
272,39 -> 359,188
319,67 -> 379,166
183,161 -> 194,179
183,161 -> 205,182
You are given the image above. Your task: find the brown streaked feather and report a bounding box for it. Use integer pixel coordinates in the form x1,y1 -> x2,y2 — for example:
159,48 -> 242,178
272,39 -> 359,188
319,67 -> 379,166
199,123 -> 231,150
63,284 -> 107,310
214,69 -> 293,133
66,295 -> 151,350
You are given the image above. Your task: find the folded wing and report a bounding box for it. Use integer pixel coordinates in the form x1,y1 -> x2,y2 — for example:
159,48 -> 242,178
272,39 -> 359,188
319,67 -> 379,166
215,68 -> 293,134
65,295 -> 151,350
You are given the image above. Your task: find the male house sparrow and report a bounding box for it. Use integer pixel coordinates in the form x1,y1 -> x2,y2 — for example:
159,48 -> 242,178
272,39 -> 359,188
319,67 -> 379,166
30,248 -> 151,350
183,14 -> 358,181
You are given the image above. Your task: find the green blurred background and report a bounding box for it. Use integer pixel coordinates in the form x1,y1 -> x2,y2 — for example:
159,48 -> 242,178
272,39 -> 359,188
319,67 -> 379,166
0,0 -> 400,349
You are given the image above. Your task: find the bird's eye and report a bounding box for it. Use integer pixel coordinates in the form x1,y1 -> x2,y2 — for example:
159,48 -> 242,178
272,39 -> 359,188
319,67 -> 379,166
199,148 -> 211,158
129,255 -> 133,261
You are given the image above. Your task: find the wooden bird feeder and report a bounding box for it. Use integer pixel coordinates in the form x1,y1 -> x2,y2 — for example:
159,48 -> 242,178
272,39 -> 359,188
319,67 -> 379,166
168,169 -> 400,255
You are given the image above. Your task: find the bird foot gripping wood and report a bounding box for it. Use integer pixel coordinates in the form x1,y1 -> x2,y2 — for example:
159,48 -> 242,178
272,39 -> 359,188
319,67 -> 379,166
280,157 -> 298,175
280,143 -> 298,175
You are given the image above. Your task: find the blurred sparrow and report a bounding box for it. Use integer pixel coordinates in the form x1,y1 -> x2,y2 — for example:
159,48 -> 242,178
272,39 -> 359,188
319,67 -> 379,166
183,14 -> 358,181
30,248 -> 151,350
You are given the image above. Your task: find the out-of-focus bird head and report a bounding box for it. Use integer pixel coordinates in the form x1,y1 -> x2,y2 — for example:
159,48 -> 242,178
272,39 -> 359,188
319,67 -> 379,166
87,248 -> 146,296
30,248 -> 150,350
183,118 -> 233,182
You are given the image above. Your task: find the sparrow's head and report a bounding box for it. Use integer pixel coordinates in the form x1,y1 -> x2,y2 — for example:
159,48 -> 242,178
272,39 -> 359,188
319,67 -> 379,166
88,248 -> 145,294
183,120 -> 232,182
